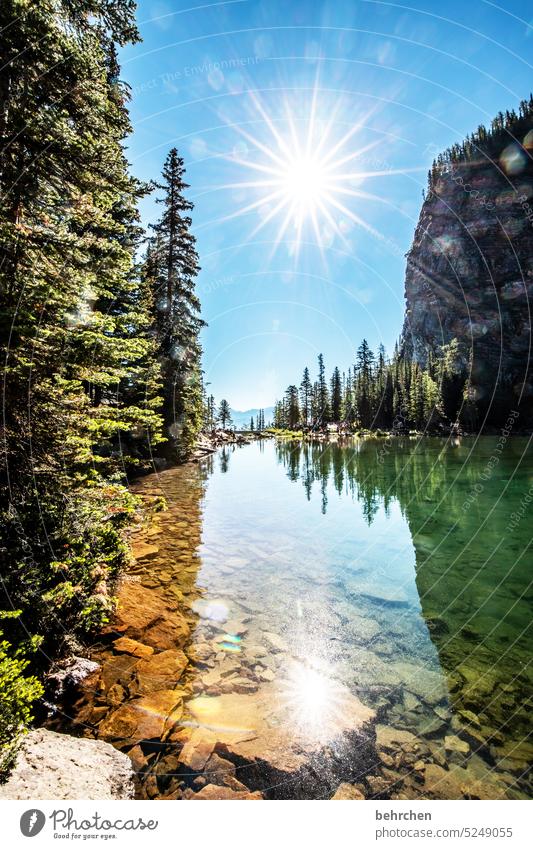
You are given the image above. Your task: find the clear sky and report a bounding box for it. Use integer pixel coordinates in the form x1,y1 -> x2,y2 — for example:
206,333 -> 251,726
121,0 -> 533,410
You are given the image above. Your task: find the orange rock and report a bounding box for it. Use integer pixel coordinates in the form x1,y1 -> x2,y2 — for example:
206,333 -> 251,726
113,637 -> 154,660
184,784 -> 263,800
178,728 -> 216,771
135,649 -> 188,693
99,690 -> 183,743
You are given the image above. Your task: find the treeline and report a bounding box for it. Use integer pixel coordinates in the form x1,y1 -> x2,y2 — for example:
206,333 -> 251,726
201,397 -> 269,432
0,1 -> 203,767
427,95 -> 533,190
273,340 -> 474,432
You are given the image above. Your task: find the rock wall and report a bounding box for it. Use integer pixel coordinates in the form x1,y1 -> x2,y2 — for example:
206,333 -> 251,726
402,122 -> 533,425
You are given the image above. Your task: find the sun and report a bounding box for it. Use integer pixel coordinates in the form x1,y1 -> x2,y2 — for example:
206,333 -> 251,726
281,152 -> 329,222
218,90 -> 412,258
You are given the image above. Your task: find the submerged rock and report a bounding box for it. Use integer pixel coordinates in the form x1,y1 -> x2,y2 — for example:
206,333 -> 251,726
134,649 -> 189,693
183,784 -> 263,799
178,728 -> 217,771
99,690 -> 183,743
0,729 -> 134,800
331,783 -> 365,800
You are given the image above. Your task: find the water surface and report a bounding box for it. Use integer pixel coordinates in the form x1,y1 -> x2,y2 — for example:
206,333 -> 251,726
65,437 -> 532,799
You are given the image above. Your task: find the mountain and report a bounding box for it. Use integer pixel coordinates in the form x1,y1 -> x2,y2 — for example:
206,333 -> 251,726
230,407 -> 275,429
403,97 -> 533,426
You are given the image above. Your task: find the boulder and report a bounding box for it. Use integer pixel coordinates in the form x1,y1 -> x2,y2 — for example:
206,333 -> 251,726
109,581 -> 190,650
0,729 -> 134,800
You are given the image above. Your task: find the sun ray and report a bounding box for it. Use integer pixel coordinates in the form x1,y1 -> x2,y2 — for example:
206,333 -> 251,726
217,90 -> 407,257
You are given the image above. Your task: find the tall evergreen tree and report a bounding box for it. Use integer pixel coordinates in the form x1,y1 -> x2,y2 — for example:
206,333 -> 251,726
299,366 -> 312,426
0,0 -> 164,757
316,353 -> 330,424
142,148 -> 204,459
355,339 -> 375,427
330,366 -> 342,422
218,399 -> 232,428
285,385 -> 301,428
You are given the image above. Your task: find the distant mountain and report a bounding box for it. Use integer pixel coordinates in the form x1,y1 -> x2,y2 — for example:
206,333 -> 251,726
230,406 -> 274,429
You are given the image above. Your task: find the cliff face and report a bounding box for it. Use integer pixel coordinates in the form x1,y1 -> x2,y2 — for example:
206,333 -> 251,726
402,112 -> 533,426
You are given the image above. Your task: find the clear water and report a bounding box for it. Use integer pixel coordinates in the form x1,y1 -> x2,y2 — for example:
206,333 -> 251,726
66,437 -> 533,799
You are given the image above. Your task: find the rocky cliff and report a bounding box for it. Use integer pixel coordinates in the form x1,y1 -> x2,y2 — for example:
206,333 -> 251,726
402,100 -> 533,427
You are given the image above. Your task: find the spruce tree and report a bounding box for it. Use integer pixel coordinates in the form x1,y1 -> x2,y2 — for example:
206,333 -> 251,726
330,367 -> 342,422
300,366 -> 312,426
0,0 -> 163,750
285,385 -> 300,428
143,148 -> 204,459
218,399 -> 232,428
316,353 -> 330,424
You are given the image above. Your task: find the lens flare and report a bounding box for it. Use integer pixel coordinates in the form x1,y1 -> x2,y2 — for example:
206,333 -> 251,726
215,88 -> 422,260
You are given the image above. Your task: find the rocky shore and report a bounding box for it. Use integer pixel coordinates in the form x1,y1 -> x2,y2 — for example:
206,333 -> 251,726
190,429 -> 271,462
36,458 -> 526,802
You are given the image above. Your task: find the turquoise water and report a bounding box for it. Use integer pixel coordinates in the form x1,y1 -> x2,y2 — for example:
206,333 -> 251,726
194,437 -> 532,796
68,436 -> 532,799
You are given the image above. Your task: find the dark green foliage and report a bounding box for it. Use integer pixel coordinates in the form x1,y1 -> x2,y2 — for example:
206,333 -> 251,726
330,367 -> 342,422
274,340 -> 469,432
218,398 -> 232,428
142,149 -> 204,460
0,0 -> 199,769
427,95 -> 533,190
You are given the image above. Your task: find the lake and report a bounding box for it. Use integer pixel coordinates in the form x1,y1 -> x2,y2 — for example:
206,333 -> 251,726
63,436 -> 533,799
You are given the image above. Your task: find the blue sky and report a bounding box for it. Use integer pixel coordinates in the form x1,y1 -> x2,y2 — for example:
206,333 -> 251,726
121,0 -> 533,409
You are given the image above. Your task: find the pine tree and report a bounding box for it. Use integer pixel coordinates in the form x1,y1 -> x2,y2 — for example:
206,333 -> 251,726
355,339 -> 375,427
0,0 -> 162,751
218,399 -> 232,429
285,385 -> 300,428
316,354 -> 330,424
343,367 -> 355,423
299,367 -> 312,426
143,148 -> 204,459
330,367 -> 342,422
250,416 -> 255,431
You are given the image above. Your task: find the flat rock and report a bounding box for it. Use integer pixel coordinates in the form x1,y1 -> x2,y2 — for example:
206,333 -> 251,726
113,637 -> 154,659
99,690 -> 183,743
184,783 -> 262,799
135,649 -> 188,693
0,729 -> 134,800
331,783 -> 365,800
133,542 -> 159,561
101,654 -> 139,690
423,763 -> 508,800
204,752 -> 236,785
391,662 -> 448,706
444,734 -> 470,754
110,581 -> 190,650
262,632 -> 288,653
376,724 -> 419,751
178,728 -> 217,771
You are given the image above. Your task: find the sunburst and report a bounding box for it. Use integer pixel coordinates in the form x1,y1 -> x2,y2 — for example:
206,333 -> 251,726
218,90 -> 415,259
